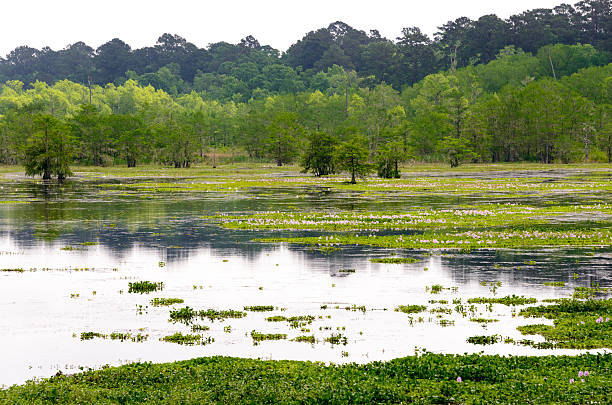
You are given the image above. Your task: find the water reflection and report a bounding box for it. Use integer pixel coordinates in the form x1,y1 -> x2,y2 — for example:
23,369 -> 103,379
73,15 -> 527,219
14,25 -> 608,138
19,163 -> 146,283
0,179 -> 611,387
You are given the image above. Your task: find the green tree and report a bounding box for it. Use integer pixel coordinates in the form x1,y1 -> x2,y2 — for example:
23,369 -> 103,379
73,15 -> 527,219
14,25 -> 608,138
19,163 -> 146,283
334,136 -> 372,184
301,131 -> 338,176
439,135 -> 479,167
265,111 -> 303,166
375,141 -> 410,178
24,115 -> 74,179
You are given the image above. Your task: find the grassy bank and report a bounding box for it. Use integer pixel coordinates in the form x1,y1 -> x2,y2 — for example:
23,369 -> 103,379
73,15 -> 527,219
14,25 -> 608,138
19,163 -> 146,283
1,354 -> 611,404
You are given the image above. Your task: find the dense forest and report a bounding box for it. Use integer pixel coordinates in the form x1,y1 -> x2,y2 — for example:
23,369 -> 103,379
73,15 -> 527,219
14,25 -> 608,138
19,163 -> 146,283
2,0 -> 612,178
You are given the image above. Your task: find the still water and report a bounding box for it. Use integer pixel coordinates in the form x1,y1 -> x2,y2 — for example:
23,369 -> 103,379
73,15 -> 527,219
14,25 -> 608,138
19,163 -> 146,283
0,178 -> 610,386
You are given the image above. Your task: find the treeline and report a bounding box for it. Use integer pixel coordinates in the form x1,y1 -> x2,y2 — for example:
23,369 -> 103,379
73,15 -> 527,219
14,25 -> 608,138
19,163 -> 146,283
2,42 -> 612,178
2,0 -> 612,100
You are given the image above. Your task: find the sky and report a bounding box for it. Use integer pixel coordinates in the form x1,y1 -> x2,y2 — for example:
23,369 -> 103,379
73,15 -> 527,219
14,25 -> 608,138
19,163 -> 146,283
0,0 -> 569,56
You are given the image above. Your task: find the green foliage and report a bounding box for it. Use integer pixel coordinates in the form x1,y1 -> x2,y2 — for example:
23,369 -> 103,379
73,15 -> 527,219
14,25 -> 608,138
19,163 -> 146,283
162,333 -> 213,346
439,136 -> 479,167
467,335 -> 501,345
468,295 -> 537,306
301,131 -> 338,176
24,114 -> 74,179
519,299 -> 612,349
375,141 -> 408,178
250,330 -> 287,343
395,305 -> 427,314
2,354 -> 612,403
371,258 -> 419,264
334,135 -> 372,183
150,298 -> 184,306
128,281 -> 163,294
244,306 -> 275,312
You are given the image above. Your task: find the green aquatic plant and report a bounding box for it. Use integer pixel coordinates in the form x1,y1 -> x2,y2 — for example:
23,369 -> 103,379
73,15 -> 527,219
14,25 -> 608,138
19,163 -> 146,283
467,335 -> 501,345
518,299 -> 612,349
395,305 -> 427,314
169,307 -> 246,324
162,333 -> 213,346
370,258 -> 420,264
468,295 -> 537,306
470,318 -> 499,323
3,351 -> 612,403
150,298 -> 184,306
544,281 -> 566,287
80,332 -> 106,341
250,331 -> 287,343
292,335 -> 316,343
244,305 -> 275,312
109,333 -> 148,342
325,333 -> 348,346
128,281 -> 163,294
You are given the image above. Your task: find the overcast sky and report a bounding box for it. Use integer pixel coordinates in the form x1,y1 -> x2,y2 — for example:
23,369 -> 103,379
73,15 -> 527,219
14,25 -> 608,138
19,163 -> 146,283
1,0 -> 569,56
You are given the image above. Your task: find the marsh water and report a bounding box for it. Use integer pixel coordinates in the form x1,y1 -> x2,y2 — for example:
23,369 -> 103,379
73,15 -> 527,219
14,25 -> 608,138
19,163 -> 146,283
1,173 -> 611,386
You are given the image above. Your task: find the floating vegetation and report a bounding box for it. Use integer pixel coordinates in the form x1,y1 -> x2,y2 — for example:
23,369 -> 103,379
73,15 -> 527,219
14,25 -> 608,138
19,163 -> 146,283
370,258 -> 419,264
60,246 -> 86,251
395,305 -> 427,314
244,305 -> 275,312
162,333 -> 213,346
470,318 -> 499,324
266,315 -> 287,322
430,307 -> 452,314
345,304 -> 366,313
250,331 -> 287,343
169,306 -> 246,324
265,315 -> 316,328
467,335 -> 501,345
292,335 -> 315,343
256,227 -> 612,251
80,332 -> 106,341
109,333 -> 148,342
573,285 -> 610,299
128,281 -> 164,294
338,268 -> 355,273
0,268 -> 24,273
318,246 -> 341,254
325,333 -> 348,346
428,284 -> 443,294
150,298 -> 184,306
518,299 -> 612,349
190,324 -> 210,332
544,281 -> 566,287
468,295 -> 537,306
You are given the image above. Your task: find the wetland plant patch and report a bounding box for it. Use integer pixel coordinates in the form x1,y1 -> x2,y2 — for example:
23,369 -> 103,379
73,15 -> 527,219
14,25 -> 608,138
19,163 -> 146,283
2,353 -> 612,403
518,299 -> 612,349
128,281 -> 164,294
